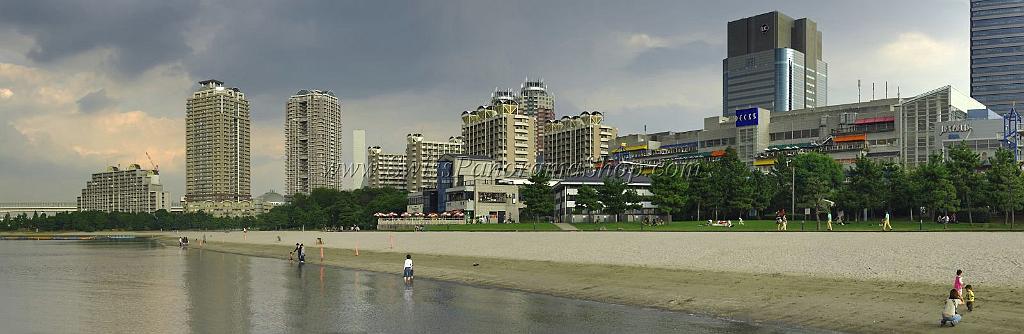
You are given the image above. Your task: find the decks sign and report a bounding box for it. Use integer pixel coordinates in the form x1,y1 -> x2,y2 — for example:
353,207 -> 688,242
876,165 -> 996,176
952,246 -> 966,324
735,108 -> 759,127
940,123 -> 972,134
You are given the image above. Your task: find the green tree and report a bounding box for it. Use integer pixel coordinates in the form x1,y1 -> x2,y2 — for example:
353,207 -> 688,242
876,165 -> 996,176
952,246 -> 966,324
879,162 -> 912,218
912,154 -> 960,220
946,142 -> 985,223
521,173 -> 555,221
985,148 -> 1024,225
792,153 -> 844,223
687,161 -> 714,220
649,165 -> 689,219
749,171 -> 776,218
709,147 -> 754,219
842,156 -> 884,221
574,185 -> 603,223
597,177 -> 642,222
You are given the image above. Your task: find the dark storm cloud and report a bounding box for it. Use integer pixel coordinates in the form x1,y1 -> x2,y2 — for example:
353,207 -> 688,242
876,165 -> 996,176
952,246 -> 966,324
0,0 -> 200,75
76,89 -> 115,113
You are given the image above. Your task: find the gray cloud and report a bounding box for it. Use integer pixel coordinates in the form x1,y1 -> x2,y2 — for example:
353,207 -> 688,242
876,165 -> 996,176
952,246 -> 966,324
0,0 -> 200,75
76,89 -> 115,113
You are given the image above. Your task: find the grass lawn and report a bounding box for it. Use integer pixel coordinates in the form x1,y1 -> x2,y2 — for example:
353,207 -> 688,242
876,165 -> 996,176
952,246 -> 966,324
569,219 -> 1024,232
421,222 -> 562,232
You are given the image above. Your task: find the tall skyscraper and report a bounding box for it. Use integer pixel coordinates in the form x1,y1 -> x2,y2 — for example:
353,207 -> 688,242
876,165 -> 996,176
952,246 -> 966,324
723,11 -> 827,116
970,0 -> 1024,115
460,99 -> 536,173
77,164 -> 169,213
405,134 -> 463,192
285,89 -> 343,196
185,79 -> 251,202
518,79 -> 555,161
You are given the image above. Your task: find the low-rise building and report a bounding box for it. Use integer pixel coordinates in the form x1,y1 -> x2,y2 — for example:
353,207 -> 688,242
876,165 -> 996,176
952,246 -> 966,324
0,202 -> 77,220
185,200 -> 257,218
552,176 -> 656,223
437,154 -> 524,223
77,164 -> 170,213
609,85 -> 1000,170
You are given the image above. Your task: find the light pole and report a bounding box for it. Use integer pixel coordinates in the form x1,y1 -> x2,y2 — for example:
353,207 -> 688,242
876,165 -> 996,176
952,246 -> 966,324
786,158 -> 795,225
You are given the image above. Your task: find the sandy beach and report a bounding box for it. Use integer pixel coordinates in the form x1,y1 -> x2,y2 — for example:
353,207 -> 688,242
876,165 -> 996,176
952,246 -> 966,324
171,231 -> 1024,333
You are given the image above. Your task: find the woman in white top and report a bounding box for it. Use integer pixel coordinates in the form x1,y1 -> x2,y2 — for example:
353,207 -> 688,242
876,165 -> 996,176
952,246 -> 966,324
403,254 -> 414,283
940,289 -> 965,327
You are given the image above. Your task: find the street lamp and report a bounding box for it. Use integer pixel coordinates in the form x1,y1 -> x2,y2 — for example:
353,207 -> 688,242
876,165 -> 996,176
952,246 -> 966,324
785,158 -> 795,228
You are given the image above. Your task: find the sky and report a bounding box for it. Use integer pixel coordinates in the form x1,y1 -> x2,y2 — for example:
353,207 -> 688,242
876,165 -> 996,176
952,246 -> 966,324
0,0 -> 972,202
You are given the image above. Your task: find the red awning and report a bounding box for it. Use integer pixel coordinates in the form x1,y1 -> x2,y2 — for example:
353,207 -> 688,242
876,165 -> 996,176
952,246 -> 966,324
853,116 -> 895,125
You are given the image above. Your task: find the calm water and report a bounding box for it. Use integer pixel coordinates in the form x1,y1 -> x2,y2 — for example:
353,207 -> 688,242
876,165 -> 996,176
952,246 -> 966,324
0,240 -> 828,334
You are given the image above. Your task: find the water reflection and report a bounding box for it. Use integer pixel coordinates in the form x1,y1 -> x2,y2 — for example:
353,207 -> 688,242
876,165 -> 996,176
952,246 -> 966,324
0,240 -> 830,334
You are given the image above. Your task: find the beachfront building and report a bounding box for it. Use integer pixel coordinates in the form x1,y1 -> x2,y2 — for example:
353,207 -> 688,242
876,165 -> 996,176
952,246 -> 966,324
552,176 -> 656,224
609,85 -> 995,170
542,111 -> 617,171
970,0 -> 1024,115
518,79 -> 555,160
406,134 -> 464,192
934,109 -> 1012,162
185,79 -> 251,203
367,146 -> 407,190
460,98 -> 536,175
436,154 -> 523,223
723,11 -> 827,116
285,89 -> 343,195
77,164 -> 170,213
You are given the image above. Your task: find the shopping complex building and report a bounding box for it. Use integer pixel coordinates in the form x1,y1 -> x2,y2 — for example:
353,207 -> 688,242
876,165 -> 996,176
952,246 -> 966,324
609,85 -> 1018,170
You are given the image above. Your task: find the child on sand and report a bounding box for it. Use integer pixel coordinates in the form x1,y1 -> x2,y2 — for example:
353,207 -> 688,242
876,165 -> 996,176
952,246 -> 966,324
965,285 -> 975,311
954,269 -> 965,296
403,254 -> 414,283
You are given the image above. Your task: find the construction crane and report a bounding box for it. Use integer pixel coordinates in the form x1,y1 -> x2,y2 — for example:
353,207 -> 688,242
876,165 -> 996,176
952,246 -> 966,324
145,152 -> 159,172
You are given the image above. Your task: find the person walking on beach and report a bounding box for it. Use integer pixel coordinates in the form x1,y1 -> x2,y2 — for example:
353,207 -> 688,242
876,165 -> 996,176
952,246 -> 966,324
954,269 -> 965,296
826,211 -> 834,231
403,254 -> 414,283
298,244 -> 306,263
940,289 -> 965,327
881,211 -> 893,231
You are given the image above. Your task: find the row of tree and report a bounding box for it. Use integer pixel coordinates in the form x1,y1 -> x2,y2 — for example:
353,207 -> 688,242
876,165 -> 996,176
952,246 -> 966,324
2,187 -> 409,232
648,143 -> 1024,223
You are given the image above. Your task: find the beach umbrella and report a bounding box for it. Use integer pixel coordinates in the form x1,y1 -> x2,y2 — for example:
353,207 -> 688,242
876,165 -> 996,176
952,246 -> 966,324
388,212 -> 398,217
441,211 -> 452,217
401,212 -> 411,217
428,212 -> 439,218
374,212 -> 384,217
414,212 -> 424,217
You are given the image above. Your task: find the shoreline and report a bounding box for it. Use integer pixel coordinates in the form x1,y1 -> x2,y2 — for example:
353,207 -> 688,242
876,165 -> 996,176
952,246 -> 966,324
161,235 -> 1024,334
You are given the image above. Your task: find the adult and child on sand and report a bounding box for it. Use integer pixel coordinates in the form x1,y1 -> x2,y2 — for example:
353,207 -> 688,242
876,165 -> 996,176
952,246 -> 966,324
282,238 -> 415,284
940,269 -> 977,327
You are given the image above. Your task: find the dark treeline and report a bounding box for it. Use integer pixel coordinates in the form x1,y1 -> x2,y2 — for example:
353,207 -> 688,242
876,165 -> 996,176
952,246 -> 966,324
2,187 -> 408,232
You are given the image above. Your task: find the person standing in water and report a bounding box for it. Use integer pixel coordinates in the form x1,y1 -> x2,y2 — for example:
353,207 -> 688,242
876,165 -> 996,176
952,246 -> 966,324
403,254 -> 414,283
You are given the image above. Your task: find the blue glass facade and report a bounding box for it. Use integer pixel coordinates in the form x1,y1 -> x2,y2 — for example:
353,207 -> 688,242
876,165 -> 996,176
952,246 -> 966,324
971,0 -> 1024,115
435,160 -> 453,213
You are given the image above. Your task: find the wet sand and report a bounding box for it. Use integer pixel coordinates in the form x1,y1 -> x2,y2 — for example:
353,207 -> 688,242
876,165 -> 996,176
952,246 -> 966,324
168,231 -> 1024,333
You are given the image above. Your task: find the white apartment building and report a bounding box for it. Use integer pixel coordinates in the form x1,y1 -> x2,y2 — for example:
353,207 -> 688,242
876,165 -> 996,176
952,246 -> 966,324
77,164 -> 170,213
367,146 -> 407,190
405,134 -> 464,192
285,89 -> 343,195
460,100 -> 536,174
543,111 -> 616,170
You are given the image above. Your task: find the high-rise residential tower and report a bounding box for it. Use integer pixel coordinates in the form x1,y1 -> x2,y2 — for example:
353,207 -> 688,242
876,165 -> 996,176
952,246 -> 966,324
185,79 -> 251,202
405,134 -> 464,192
460,99 -> 536,173
723,11 -> 827,116
285,89 -> 343,195
518,79 -> 555,161
970,0 -> 1024,115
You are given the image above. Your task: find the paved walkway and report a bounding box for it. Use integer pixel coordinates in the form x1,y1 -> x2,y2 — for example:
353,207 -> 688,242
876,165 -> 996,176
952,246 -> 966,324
553,223 -> 578,231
